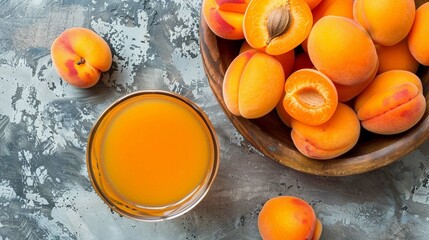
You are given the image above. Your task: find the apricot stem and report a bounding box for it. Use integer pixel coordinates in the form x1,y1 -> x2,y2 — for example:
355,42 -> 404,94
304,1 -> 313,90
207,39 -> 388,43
266,5 -> 291,45
76,57 -> 85,65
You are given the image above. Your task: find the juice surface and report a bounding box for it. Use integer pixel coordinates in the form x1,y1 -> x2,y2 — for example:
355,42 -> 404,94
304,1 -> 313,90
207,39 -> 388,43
98,94 -> 213,207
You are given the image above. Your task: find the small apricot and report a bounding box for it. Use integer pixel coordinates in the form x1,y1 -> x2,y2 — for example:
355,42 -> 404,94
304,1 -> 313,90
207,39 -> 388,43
283,69 -> 338,126
240,41 -> 295,78
51,27 -> 112,88
376,39 -> 419,74
202,0 -> 250,40
307,16 -> 378,86
258,196 -> 321,240
243,0 -> 313,55
291,103 -> 360,159
353,0 -> 415,46
408,2 -> 429,66
223,50 -> 285,118
304,0 -> 322,10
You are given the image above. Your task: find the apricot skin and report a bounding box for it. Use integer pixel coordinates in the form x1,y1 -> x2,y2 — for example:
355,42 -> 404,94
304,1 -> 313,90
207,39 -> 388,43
307,16 -> 378,86
51,27 -> 112,88
258,196 -> 318,240
376,39 -> 419,74
202,0 -> 249,40
408,2 -> 429,66
353,0 -> 415,46
240,41 -> 295,78
223,50 -> 285,119
291,103 -> 360,160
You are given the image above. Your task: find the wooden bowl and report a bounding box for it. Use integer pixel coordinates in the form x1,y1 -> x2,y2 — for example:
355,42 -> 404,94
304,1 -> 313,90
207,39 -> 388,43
199,6 -> 429,176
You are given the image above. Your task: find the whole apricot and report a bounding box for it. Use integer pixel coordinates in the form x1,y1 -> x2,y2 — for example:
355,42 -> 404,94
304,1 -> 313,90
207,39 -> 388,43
307,16 -> 378,86
353,0 -> 415,46
51,27 -> 112,88
223,50 -> 285,118
291,103 -> 360,159
258,196 -> 322,240
202,0 -> 250,40
408,2 -> 429,66
355,70 -> 426,135
376,39 -> 419,74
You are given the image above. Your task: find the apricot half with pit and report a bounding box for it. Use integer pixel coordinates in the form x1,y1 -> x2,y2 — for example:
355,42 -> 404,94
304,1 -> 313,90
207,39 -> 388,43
243,0 -> 313,55
51,27 -> 112,88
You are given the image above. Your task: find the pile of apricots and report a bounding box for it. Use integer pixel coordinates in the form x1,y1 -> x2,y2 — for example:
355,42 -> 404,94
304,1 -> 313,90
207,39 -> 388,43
203,0 -> 429,160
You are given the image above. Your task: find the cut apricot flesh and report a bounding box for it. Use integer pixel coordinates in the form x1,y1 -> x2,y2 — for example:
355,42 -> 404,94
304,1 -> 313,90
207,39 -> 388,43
283,69 -> 338,126
243,0 -> 313,55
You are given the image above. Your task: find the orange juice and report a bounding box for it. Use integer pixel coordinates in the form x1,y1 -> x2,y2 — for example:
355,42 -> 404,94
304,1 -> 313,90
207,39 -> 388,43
87,91 -> 219,220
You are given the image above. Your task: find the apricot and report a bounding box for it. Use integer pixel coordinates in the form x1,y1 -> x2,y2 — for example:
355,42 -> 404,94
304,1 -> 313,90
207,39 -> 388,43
283,69 -> 338,126
240,41 -> 295,78
51,27 -> 112,88
408,2 -> 429,66
223,50 -> 285,118
376,39 -> 420,74
307,16 -> 378,86
355,70 -> 426,135
300,0 -> 354,52
243,0 -> 313,55
312,0 -> 354,23
202,0 -> 250,40
353,0 -> 415,46
354,70 -> 423,112
258,196 -> 321,240
291,103 -> 360,159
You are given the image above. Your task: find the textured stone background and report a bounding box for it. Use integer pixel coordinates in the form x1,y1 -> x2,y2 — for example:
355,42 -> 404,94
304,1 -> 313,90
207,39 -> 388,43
0,0 -> 429,239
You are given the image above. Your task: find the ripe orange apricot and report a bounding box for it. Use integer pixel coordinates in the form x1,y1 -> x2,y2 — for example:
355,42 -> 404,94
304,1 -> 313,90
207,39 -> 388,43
202,0 -> 250,40
301,0 -> 354,52
307,16 -> 378,86
258,196 -> 320,240
291,103 -> 360,159
223,50 -> 285,118
408,2 -> 429,66
376,39 -> 420,74
51,27 -> 112,88
312,0 -> 354,23
240,41 -> 295,78
283,69 -> 338,126
243,0 -> 313,55
354,70 -> 426,135
353,0 -> 415,46
354,70 -> 423,112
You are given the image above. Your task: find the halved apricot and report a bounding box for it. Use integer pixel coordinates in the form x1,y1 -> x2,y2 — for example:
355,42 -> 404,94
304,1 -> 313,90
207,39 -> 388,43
283,68 -> 338,126
243,0 -> 313,55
